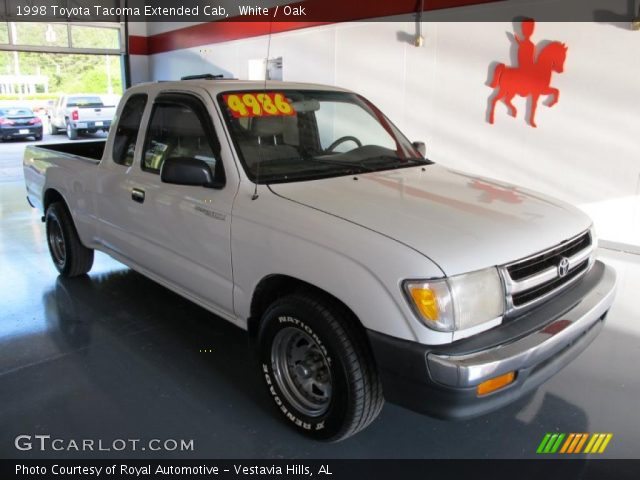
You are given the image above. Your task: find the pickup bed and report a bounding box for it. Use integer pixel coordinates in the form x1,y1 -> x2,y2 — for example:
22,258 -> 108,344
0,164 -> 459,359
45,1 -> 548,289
24,79 -> 617,441
49,94 -> 116,140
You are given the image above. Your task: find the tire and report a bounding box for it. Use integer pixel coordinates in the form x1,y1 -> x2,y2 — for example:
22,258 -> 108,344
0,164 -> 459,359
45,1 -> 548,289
258,293 -> 384,441
45,202 -> 94,277
66,122 -> 78,140
34,134 -> 43,141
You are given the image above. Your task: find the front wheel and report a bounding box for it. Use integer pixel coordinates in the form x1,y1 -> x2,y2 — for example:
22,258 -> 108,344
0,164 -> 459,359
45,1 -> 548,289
46,202 -> 94,277
258,293 -> 384,441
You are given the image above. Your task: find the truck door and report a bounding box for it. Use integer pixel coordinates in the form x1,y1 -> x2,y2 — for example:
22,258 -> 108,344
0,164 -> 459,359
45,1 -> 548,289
102,91 -> 235,315
96,92 -> 150,259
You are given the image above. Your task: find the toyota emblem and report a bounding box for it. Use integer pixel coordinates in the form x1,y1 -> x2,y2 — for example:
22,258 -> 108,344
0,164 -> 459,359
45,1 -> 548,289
558,257 -> 570,278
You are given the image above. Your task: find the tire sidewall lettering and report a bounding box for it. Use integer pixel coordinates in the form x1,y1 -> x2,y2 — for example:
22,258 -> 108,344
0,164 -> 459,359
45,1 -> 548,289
276,315 -> 332,365
261,314 -> 337,432
263,364 -> 315,430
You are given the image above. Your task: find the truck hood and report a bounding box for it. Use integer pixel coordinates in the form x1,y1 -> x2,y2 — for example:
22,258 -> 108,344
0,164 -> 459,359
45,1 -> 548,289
269,165 -> 592,275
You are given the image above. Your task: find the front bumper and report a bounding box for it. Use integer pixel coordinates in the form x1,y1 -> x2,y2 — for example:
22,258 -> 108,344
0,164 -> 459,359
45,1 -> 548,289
367,261 -> 616,419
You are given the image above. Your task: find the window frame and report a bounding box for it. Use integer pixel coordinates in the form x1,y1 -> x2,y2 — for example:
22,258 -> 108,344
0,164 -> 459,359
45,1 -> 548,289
111,93 -> 148,167
140,92 -> 224,185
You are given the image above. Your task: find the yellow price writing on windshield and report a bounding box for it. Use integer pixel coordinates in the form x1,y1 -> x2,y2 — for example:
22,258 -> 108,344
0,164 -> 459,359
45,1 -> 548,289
223,92 -> 295,118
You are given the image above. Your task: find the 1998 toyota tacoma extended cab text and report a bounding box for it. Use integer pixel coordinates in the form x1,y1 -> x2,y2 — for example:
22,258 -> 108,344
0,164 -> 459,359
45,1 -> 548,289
24,79 -> 617,441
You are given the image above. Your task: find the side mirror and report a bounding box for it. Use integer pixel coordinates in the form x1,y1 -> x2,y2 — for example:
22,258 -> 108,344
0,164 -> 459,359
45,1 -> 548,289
160,157 -> 224,189
412,141 -> 426,158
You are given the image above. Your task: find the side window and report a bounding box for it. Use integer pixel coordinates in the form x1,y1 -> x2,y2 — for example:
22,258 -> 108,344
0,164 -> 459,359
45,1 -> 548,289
112,94 -> 148,166
142,99 -> 217,174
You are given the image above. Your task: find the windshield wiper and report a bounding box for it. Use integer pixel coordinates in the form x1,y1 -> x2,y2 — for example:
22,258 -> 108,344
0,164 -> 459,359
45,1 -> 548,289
363,155 -> 432,167
304,156 -> 378,174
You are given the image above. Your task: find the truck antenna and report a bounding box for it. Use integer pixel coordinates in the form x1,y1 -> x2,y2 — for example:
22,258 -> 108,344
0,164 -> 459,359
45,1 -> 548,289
252,17 -> 274,200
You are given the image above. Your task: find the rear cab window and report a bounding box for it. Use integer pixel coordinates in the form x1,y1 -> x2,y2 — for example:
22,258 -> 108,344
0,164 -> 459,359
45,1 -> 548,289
112,94 -> 148,167
67,96 -> 104,108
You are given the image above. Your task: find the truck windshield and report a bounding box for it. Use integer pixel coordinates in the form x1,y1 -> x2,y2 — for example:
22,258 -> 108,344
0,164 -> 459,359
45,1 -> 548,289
218,90 -> 430,184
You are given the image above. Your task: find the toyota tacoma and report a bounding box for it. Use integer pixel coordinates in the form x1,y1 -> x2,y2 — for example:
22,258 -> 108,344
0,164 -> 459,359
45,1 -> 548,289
23,78 -> 617,441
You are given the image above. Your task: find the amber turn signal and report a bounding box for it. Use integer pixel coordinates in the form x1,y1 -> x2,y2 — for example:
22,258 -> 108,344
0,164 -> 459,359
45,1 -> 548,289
409,287 -> 439,321
476,371 -> 516,396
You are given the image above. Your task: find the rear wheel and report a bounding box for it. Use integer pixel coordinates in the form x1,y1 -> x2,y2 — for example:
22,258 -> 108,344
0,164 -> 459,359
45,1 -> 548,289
66,122 -> 78,140
46,202 -> 94,277
258,293 -> 384,441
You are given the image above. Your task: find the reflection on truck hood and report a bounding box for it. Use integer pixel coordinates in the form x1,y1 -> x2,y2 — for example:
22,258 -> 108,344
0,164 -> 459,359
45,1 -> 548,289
269,165 -> 592,275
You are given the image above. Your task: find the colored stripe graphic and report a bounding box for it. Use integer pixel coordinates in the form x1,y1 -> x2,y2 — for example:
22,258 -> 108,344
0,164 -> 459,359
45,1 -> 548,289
574,433 -> 589,453
537,433 -> 613,454
544,434 -> 558,453
537,433 -> 565,453
568,433 -> 587,453
560,433 -> 575,453
584,434 -> 599,453
536,433 -> 552,453
550,434 -> 565,453
598,434 -> 613,453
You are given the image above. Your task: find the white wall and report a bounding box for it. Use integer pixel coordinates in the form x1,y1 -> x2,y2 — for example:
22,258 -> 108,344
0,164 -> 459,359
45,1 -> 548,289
146,22 -> 640,248
127,22 -> 150,85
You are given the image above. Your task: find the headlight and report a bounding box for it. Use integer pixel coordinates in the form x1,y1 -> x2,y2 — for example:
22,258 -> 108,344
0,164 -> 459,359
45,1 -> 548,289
404,267 -> 505,332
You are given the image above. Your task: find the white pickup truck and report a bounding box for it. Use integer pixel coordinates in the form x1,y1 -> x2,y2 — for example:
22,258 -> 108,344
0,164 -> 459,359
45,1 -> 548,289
49,94 -> 116,140
24,79 -> 617,441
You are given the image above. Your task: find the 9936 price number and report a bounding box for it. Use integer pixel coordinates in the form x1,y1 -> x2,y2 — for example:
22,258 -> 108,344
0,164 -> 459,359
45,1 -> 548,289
223,92 -> 295,118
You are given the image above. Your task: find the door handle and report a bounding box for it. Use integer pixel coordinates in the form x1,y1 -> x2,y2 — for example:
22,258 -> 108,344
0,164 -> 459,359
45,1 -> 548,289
131,188 -> 145,204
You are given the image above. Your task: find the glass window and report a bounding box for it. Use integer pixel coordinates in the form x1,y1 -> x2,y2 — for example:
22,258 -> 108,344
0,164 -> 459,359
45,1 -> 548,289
315,102 -> 396,152
218,90 -> 427,184
13,23 -> 68,48
67,96 -> 104,108
71,26 -> 120,50
142,101 -> 217,174
0,23 -> 8,44
112,94 -> 147,167
0,108 -> 34,116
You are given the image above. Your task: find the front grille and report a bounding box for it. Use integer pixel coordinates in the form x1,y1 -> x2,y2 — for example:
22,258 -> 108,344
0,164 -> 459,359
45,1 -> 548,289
507,232 -> 591,280
502,231 -> 593,312
512,259 -> 589,306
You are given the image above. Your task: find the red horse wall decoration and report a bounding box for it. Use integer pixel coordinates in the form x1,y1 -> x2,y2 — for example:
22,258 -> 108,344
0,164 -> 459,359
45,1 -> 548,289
488,20 -> 568,128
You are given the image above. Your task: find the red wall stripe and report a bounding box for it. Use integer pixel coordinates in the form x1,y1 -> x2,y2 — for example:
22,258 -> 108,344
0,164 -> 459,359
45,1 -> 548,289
129,0 -> 499,55
128,34 -> 149,55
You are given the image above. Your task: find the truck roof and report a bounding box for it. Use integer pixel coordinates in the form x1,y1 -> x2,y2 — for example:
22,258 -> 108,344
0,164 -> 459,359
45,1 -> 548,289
127,79 -> 352,95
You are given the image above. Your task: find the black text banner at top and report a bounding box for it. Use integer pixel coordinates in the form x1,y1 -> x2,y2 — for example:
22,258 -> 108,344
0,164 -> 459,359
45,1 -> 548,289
0,0 -> 638,22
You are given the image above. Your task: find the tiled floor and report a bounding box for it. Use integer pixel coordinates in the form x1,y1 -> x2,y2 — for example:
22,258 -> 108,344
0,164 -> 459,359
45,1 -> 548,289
1,180 -> 638,459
